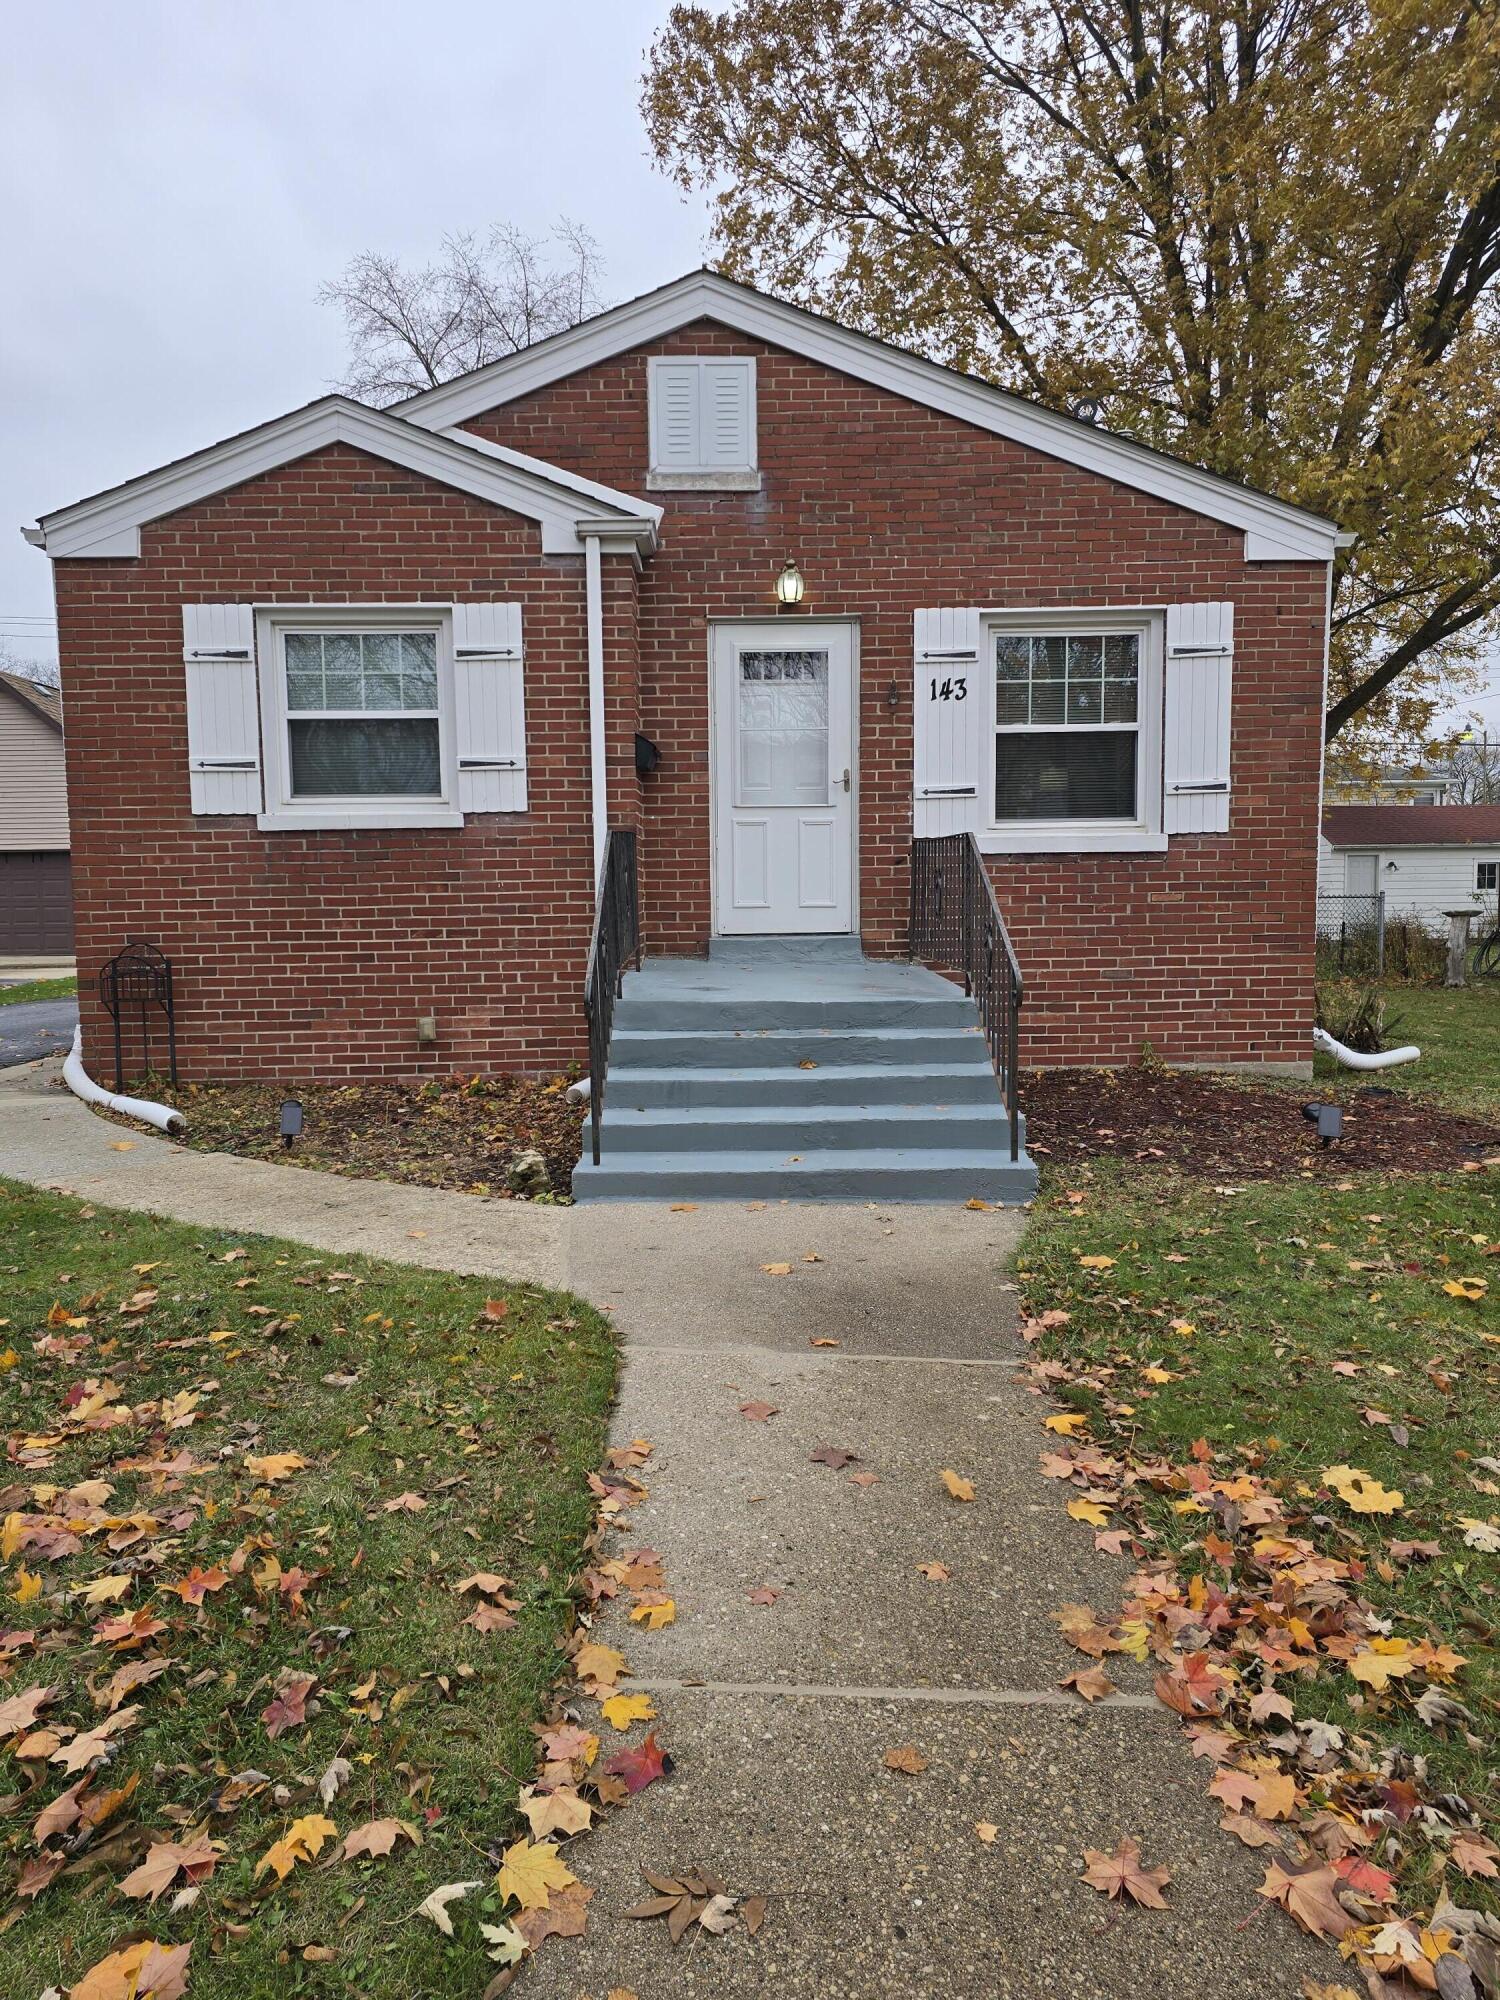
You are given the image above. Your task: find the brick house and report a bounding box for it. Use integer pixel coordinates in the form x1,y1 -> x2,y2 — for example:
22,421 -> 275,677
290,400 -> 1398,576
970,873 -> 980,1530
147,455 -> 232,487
28,272 -> 1341,1199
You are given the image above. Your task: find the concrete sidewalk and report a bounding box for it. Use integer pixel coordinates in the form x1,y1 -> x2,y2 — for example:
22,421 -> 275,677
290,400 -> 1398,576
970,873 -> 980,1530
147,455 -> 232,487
0,1059 -> 1331,1993
0,1058 -> 565,1288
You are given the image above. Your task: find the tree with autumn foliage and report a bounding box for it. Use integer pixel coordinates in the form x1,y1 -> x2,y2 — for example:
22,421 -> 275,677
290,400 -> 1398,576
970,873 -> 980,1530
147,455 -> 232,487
643,0 -> 1500,749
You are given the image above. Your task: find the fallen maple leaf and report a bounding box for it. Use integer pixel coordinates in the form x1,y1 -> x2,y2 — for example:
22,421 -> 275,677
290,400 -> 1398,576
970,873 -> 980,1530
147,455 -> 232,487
940,1468 -> 976,1501
244,1451 -> 308,1485
916,1561 -> 952,1581
518,1785 -> 593,1838
629,1596 -> 677,1630
603,1731 -> 671,1793
343,1816 -> 420,1860
883,1744 -> 929,1774
746,1585 -> 782,1606
738,1400 -> 778,1421
976,1821 -> 999,1844
382,1491 -> 427,1513
1078,1253 -> 1116,1269
72,1940 -> 191,2000
495,1835 -> 578,1911
760,1263 -> 792,1276
119,1836 -> 221,1902
1066,1496 -> 1110,1527
601,1692 -> 656,1729
1451,1832 -> 1500,1880
514,1878 -> 596,1949
1044,1411 -> 1089,1436
1080,1836 -> 1171,1908
261,1671 -> 318,1739
255,1811 -> 338,1882
1321,1464 -> 1404,1514
810,1445 -> 860,1470
573,1640 -> 626,1689
1257,1857 -> 1356,1939
1060,1667 -> 1115,1702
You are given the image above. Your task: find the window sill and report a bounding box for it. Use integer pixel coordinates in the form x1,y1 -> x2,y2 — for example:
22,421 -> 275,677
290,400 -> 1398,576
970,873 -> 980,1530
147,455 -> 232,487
646,469 -> 762,492
977,828 -> 1169,855
255,808 -> 465,833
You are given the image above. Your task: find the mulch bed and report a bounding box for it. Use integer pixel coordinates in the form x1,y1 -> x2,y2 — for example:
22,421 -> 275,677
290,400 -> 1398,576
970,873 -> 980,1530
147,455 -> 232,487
1023,1064 -> 1500,1181
155,1071 -> 586,1199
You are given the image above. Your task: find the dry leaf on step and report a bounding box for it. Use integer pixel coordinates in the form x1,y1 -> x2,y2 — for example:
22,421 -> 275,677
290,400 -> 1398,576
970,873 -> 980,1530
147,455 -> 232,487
940,1468 -> 976,1501
1080,1837 -> 1171,1908
883,1744 -> 929,1774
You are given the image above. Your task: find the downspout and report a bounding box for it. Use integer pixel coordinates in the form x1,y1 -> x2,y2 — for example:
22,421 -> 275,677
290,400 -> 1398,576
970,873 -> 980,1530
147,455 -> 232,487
63,1024 -> 185,1134
584,530 -> 607,881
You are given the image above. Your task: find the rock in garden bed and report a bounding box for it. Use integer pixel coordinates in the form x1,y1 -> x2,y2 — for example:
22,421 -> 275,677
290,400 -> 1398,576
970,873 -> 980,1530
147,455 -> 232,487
1023,1064 -> 1500,1181
153,1071 -> 585,1199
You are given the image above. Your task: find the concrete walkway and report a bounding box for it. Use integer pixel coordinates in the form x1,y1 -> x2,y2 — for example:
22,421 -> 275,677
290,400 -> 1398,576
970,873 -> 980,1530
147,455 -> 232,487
0,1060 -> 1329,1994
0,997 -> 77,1069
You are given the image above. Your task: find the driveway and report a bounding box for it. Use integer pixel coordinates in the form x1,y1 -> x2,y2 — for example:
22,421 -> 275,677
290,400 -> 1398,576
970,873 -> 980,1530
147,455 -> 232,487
0,997 -> 78,1068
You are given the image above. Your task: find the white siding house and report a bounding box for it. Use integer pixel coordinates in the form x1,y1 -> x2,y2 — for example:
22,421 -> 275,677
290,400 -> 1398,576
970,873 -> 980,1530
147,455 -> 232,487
1320,805 -> 1500,929
0,670 -> 73,955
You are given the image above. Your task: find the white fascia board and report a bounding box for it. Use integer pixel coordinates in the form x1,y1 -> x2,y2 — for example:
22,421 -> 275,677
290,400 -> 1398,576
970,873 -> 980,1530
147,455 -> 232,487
31,400 -> 649,560
439,426 -> 660,531
396,273 -> 1340,562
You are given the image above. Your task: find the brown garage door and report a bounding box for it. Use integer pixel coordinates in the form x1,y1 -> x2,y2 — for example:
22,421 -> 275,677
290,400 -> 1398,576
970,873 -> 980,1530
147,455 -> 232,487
0,852 -> 74,954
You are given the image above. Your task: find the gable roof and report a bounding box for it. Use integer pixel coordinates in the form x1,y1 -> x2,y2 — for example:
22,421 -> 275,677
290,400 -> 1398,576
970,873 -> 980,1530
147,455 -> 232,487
397,269 -> 1343,564
25,397 -> 660,561
1323,804 -> 1500,848
0,668 -> 62,731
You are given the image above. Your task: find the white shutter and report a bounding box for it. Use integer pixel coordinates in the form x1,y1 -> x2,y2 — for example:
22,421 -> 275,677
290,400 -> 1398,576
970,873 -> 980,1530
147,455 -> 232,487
182,604 -> 260,814
702,359 -> 755,469
452,602 -> 526,813
913,609 -> 985,836
1163,601 -> 1234,834
649,361 -> 702,470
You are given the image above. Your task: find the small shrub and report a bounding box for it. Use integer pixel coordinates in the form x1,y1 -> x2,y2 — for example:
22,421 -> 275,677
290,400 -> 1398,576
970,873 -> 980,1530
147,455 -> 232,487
1384,917 -> 1448,985
1315,981 -> 1406,1054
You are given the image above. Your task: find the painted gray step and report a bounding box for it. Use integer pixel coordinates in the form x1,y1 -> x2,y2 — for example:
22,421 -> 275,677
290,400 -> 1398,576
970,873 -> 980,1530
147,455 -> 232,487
597,1101 -> 1020,1155
609,1026 -> 988,1070
571,1145 -> 1038,1204
613,993 -> 975,1032
606,1062 -> 1004,1109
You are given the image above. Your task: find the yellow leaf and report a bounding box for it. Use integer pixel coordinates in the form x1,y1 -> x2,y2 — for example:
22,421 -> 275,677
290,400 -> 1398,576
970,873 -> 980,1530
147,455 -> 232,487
601,1692 -> 657,1730
495,1835 -> 577,1911
1067,1497 -> 1110,1527
1078,1254 -> 1116,1269
13,1566 -> 42,1605
940,1468 -> 976,1501
72,1939 -> 192,2000
109,1141 -> 136,1152
1443,1278 -> 1487,1300
75,1573 -> 133,1605
1,1512 -> 28,1561
245,1452 -> 309,1485
0,1349 -> 17,1371
976,1821 -> 999,1844
1044,1412 -> 1089,1436
255,1811 -> 338,1882
1349,1640 -> 1416,1692
628,1597 -> 676,1630
1141,1367 -> 1175,1384
760,1262 -> 792,1276
1322,1464 -> 1404,1514
518,1784 -> 593,1838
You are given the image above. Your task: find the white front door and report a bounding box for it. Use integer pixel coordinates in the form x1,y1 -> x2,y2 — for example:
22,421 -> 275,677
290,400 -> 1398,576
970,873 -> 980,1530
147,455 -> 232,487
1345,852 -> 1379,896
711,622 -> 856,935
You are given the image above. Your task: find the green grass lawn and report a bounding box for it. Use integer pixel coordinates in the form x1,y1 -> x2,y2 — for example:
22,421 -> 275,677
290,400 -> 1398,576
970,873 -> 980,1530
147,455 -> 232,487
1314,980 -> 1500,1122
1019,1162 -> 1499,1905
0,976 -> 77,1007
0,1179 -> 616,1999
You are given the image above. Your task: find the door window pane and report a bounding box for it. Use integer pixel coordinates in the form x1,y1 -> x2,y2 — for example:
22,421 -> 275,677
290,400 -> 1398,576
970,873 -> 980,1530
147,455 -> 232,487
737,649 -> 829,806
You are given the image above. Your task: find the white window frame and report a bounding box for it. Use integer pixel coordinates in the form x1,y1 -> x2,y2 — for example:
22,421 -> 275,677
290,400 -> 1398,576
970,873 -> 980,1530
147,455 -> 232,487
646,355 -> 759,488
255,606 -> 462,832
981,608 -> 1166,854
1478,858 -> 1499,894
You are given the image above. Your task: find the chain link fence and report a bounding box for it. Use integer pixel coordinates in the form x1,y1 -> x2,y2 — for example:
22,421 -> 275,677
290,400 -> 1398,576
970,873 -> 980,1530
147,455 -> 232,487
1315,892 -> 1385,979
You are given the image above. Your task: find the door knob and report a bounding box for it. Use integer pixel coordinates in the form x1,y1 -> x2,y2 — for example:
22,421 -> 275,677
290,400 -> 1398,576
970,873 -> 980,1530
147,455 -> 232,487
841,767 -> 851,792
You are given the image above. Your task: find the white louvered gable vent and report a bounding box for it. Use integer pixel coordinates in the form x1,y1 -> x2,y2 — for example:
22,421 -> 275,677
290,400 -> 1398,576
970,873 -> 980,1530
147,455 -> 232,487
648,356 -> 756,476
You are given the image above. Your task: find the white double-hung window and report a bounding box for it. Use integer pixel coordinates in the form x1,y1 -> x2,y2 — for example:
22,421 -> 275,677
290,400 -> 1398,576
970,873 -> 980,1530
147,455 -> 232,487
257,609 -> 462,830
988,611 -> 1163,849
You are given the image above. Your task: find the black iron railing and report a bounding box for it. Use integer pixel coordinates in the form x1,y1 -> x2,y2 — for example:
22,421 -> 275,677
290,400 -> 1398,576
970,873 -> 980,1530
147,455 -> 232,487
583,828 -> 641,1166
909,833 -> 1023,1160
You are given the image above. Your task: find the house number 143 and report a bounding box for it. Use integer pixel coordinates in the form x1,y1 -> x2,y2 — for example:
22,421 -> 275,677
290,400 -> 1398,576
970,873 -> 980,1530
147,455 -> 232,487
928,676 -> 968,701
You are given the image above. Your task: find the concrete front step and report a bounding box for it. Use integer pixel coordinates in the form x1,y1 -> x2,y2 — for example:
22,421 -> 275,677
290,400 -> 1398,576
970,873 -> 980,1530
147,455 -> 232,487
610,1025 -> 988,1070
572,1144 -> 1035,1203
613,992 -> 976,1032
608,1060 -> 1004,1108
597,1100 -> 1022,1155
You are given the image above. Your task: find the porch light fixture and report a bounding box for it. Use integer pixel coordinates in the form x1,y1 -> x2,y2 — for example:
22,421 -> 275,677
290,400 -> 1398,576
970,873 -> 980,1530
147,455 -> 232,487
279,1099 -> 303,1150
774,558 -> 806,609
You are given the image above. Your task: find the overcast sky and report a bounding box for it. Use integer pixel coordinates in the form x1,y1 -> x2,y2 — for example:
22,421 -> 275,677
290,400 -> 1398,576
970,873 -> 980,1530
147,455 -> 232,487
3,2 -> 1495,732
0,0 -> 704,663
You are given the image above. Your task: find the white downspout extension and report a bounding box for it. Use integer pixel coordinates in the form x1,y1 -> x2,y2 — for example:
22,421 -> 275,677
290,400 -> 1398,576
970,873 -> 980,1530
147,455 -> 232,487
63,1024 -> 185,1134
1311,1027 -> 1421,1071
584,530 -> 608,882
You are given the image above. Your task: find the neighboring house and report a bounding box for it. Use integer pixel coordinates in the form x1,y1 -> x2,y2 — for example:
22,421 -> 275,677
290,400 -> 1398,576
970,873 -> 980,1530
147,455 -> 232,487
1326,765 -> 1458,806
1320,805 -> 1500,928
26,268 -> 1341,1190
0,669 -> 72,954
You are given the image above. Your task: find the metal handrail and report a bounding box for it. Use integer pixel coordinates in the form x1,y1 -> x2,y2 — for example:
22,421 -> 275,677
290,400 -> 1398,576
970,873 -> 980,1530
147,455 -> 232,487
909,833 -> 1024,1161
582,828 -> 641,1166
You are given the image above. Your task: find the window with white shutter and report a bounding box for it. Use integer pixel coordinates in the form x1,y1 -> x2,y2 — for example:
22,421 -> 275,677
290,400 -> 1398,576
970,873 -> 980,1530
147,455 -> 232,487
913,609 -> 985,837
1163,602 -> 1234,833
647,356 -> 757,485
452,602 -> 527,813
183,604 -> 261,815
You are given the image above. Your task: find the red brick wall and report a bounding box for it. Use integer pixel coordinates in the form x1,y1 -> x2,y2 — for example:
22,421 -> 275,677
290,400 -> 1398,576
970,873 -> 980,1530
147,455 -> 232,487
465,321 -> 1325,1069
54,325 -> 1327,1079
54,443 -> 620,1082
